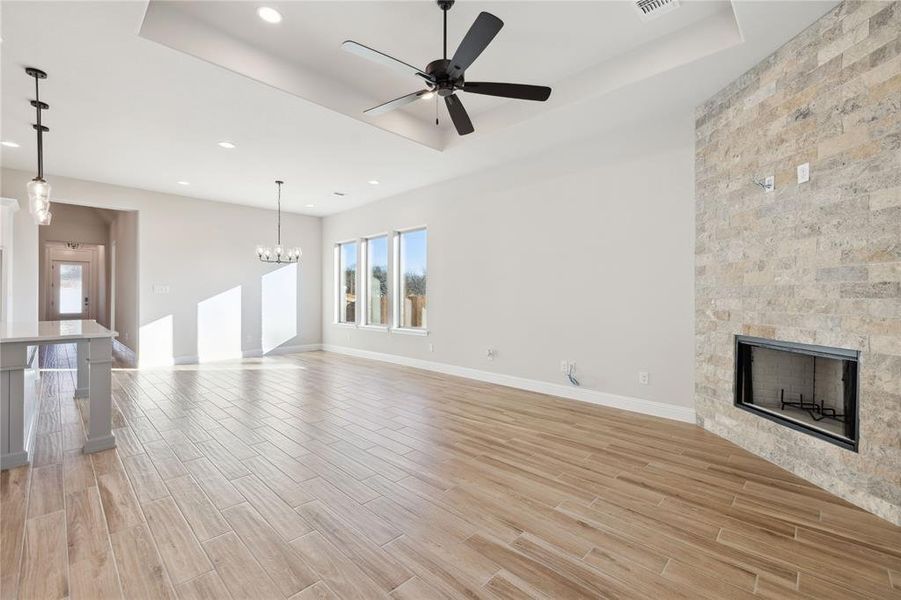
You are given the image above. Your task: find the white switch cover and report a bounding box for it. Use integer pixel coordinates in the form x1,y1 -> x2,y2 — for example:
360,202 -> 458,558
797,162 -> 810,184
152,284 -> 170,294
638,371 -> 650,385
764,175 -> 775,192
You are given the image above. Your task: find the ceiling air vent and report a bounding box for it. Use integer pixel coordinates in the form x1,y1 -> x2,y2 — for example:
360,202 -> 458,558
635,0 -> 680,21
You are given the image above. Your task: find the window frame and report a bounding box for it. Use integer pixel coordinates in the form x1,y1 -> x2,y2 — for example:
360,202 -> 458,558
334,239 -> 359,326
392,226 -> 428,335
361,233 -> 390,329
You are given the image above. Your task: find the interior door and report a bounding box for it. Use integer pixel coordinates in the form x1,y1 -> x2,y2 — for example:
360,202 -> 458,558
51,260 -> 92,320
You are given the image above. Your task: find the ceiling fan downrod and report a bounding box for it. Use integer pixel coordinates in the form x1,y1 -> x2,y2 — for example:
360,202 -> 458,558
439,0 -> 454,60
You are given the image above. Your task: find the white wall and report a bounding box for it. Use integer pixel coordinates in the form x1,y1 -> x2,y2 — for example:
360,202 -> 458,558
4,193 -> 39,324
322,115 -> 696,413
2,168 -> 321,365
0,198 -> 22,322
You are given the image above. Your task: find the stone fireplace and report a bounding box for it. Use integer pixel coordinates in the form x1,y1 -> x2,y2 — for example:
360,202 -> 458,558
694,0 -> 900,525
734,336 -> 859,451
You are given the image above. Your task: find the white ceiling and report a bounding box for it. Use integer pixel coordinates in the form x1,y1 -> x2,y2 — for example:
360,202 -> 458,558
0,1 -> 838,216
140,0 -> 731,147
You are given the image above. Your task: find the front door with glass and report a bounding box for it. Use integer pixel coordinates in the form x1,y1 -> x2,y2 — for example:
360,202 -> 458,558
51,260 -> 92,320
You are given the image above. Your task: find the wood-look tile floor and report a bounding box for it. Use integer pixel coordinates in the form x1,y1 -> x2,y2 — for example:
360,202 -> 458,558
2,347 -> 899,600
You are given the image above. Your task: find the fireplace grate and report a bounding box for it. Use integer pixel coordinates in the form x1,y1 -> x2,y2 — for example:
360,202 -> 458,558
779,389 -> 846,423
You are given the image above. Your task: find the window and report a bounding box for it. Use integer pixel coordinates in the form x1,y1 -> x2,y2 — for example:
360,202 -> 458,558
396,228 -> 427,329
337,241 -> 357,323
364,236 -> 389,326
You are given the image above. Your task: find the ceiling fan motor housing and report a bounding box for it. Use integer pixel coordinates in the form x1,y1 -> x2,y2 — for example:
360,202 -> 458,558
425,59 -> 459,96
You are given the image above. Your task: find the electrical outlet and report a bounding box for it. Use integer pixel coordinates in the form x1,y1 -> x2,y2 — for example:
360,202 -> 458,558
638,371 -> 650,385
797,162 -> 810,184
486,348 -> 497,360
560,360 -> 569,373
428,343 -> 434,352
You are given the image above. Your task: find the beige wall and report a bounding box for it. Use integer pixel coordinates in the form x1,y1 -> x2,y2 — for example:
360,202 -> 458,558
695,1 -> 900,524
110,209 -> 139,352
322,116 -> 696,417
2,168 -> 322,364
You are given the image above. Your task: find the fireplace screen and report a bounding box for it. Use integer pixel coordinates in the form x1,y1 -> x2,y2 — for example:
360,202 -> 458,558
734,335 -> 859,451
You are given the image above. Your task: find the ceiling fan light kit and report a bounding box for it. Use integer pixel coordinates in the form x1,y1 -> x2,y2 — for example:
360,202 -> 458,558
342,0 -> 552,136
25,66 -> 53,226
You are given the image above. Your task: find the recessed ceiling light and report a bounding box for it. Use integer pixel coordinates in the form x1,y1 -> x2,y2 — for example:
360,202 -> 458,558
1,141 -> 20,148
305,204 -> 315,208
217,141 -> 236,149
177,181 -> 190,186
257,7 -> 283,24
368,180 -> 379,185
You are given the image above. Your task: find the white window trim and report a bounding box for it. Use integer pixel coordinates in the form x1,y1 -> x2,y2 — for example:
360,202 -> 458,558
393,226 -> 428,333
390,327 -> 429,336
334,239 -> 359,325
361,233 -> 390,328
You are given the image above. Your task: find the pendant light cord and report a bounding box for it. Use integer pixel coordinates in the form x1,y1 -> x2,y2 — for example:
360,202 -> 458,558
276,181 -> 282,247
33,74 -> 44,179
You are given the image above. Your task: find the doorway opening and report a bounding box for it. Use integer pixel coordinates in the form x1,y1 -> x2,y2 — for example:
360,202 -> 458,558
38,202 -> 138,363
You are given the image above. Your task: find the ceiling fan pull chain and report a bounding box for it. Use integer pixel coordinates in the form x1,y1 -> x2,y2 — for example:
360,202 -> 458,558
435,95 -> 439,126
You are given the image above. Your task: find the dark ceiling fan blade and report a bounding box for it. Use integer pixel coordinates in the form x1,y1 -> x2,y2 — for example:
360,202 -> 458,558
445,94 -> 474,136
364,89 -> 433,117
462,82 -> 552,101
448,12 -> 503,79
342,41 -> 435,82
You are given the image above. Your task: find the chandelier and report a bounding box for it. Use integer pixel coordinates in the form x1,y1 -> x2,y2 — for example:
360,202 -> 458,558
256,180 -> 301,263
26,67 -> 52,226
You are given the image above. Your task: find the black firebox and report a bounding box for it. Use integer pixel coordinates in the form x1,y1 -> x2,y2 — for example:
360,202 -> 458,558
734,335 -> 859,451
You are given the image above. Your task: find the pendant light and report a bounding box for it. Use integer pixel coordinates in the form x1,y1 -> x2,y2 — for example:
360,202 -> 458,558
25,67 -> 52,226
256,180 -> 301,263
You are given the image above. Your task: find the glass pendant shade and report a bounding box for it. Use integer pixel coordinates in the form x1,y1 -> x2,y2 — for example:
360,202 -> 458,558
34,209 -> 52,226
27,177 -> 52,225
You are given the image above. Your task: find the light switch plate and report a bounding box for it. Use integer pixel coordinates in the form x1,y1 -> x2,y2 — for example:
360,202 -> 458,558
797,162 -> 810,184
764,175 -> 775,192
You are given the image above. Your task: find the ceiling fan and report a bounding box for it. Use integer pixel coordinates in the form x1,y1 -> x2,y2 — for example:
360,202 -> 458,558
342,0 -> 552,136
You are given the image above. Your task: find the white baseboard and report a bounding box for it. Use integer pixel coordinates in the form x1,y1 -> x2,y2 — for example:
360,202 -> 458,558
320,344 -> 696,423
